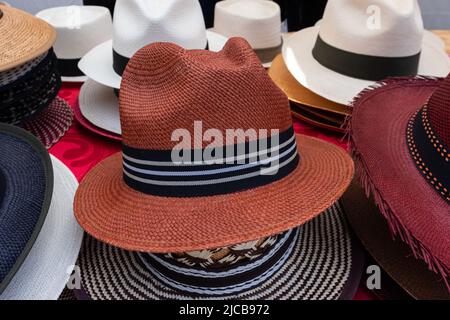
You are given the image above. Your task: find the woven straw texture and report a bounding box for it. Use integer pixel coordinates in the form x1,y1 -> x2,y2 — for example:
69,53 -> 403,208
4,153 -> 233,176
0,5 -> 56,72
74,38 -> 354,252
427,77 -> 450,149
350,77 -> 450,291
78,203 -> 359,300
20,97 -> 74,149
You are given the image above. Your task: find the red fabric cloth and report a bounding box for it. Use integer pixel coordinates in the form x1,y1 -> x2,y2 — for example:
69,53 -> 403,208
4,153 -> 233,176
50,83 -> 376,300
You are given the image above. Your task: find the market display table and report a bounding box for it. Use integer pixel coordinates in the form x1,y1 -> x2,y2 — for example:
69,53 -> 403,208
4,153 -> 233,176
48,31 -> 450,300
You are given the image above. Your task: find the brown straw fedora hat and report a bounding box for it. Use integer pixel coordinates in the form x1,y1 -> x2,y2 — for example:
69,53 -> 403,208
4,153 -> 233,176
268,54 -> 351,116
290,103 -> 346,134
349,75 -> 450,292
342,182 -> 450,300
0,4 -> 56,72
74,38 -> 354,253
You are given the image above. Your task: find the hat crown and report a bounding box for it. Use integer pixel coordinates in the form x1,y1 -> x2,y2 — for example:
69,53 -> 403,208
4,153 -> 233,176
36,6 -> 113,59
113,0 -> 207,59
119,38 -> 292,150
427,74 -> 450,148
319,0 -> 424,57
214,0 -> 281,49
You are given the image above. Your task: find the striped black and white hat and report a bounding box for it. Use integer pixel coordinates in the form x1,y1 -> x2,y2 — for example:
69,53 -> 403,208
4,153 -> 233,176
78,203 -> 364,300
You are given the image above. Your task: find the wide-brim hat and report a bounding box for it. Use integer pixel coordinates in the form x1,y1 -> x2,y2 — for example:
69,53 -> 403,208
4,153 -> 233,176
284,26 -> 450,105
1,155 -> 84,300
268,54 -> 351,116
0,124 -> 53,294
0,4 -> 56,72
73,95 -> 121,141
36,5 -> 113,83
77,203 -> 365,300
74,38 -> 354,253
79,30 -> 228,89
20,97 -> 74,149
283,0 -> 450,105
78,78 -> 120,134
349,76 -> 450,292
341,182 -> 450,300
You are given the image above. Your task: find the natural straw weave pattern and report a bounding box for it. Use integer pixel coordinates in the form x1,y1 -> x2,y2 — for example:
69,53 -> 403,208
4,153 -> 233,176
0,5 -> 56,72
74,38 -> 354,253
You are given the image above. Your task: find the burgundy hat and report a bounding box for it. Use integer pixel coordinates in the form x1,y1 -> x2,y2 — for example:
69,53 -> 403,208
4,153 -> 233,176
350,74 -> 450,292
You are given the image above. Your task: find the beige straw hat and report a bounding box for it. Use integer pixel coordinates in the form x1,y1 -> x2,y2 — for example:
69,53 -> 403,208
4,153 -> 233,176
0,4 -> 56,72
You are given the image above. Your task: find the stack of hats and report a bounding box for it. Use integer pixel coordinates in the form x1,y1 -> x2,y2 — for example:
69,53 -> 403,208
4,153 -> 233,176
73,38 -> 365,300
0,123 -> 83,300
0,4 -> 73,148
268,0 -> 450,133
76,0 -> 227,140
210,0 -> 283,68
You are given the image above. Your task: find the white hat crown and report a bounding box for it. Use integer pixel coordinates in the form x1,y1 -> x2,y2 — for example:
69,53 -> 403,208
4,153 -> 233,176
36,5 -> 113,59
319,0 -> 424,57
113,0 -> 207,58
214,0 -> 281,50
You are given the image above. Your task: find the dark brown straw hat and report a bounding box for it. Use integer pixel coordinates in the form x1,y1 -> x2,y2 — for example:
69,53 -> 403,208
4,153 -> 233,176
341,182 -> 450,300
0,4 -> 56,72
74,38 -> 354,253
349,75 -> 450,292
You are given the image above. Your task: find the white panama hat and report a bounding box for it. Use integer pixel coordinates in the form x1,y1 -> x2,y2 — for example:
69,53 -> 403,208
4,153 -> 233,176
79,0 -> 227,90
36,5 -> 113,82
212,0 -> 282,68
0,156 -> 83,300
78,0 -> 227,136
283,0 -> 450,105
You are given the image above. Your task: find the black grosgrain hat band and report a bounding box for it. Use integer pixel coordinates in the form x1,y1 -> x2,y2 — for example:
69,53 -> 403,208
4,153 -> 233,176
312,35 -> 421,81
407,106 -> 450,203
122,126 -> 299,197
57,58 -> 84,78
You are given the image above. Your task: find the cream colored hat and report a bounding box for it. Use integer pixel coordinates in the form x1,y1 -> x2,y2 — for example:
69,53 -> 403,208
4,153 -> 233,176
283,0 -> 450,105
36,5 -> 113,82
213,0 -> 282,67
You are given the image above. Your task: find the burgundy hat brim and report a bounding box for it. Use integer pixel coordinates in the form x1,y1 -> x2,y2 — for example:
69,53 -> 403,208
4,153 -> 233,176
350,77 -> 450,285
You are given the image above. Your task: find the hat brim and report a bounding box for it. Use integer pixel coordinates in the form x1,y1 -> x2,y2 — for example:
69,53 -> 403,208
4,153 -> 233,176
350,77 -> 450,283
75,134 -> 354,253
269,54 -> 351,116
0,6 -> 56,72
291,103 -> 346,134
20,97 -> 74,149
78,79 -> 121,135
62,75 -> 88,83
1,156 -> 84,300
341,182 -> 450,300
0,124 -> 53,294
73,97 -> 122,141
283,26 -> 450,105
78,202 -> 364,300
79,31 -> 229,89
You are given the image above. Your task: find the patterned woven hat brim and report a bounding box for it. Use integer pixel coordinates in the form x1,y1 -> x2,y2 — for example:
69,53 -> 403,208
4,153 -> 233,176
78,203 -> 364,300
349,76 -> 450,292
342,182 -> 450,300
0,124 -> 53,294
20,97 -> 74,149
0,5 -> 56,72
0,53 -> 46,87
0,53 -> 61,125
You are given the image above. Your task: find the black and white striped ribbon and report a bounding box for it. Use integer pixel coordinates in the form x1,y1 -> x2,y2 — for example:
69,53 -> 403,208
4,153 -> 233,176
122,127 -> 299,197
